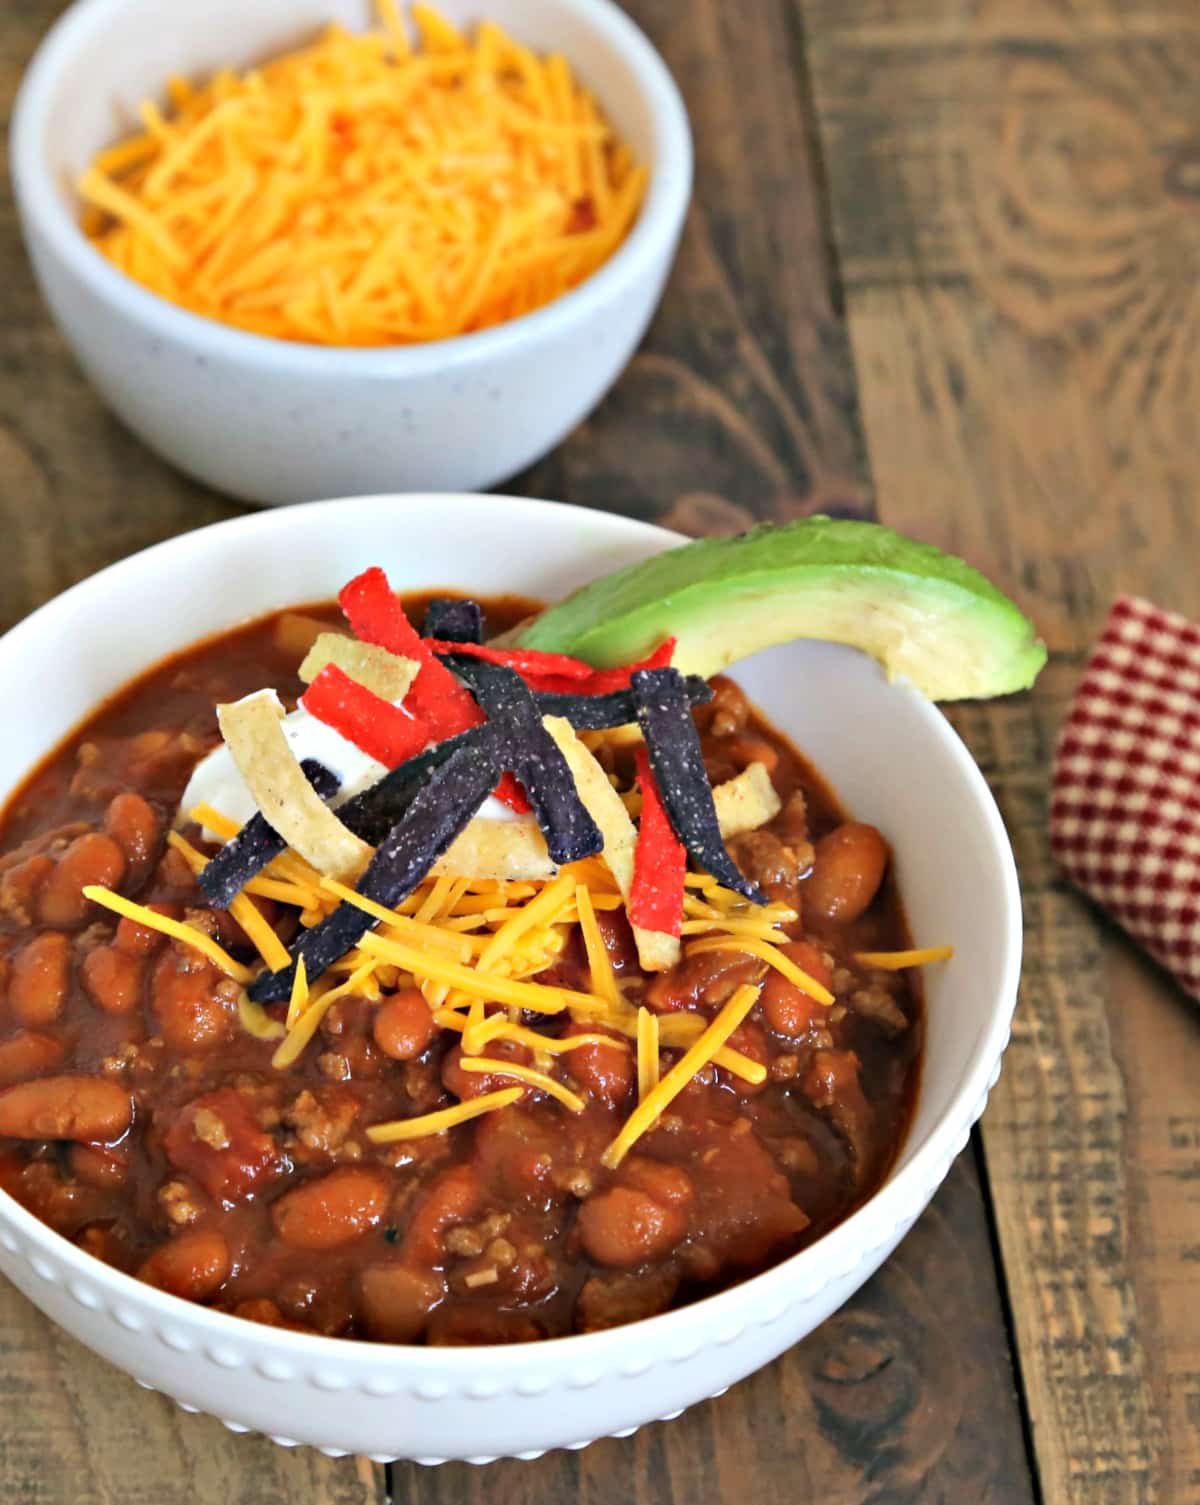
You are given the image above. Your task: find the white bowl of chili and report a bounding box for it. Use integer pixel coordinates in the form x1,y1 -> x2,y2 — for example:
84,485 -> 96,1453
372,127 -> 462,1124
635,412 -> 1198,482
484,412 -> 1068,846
10,0 -> 691,505
0,496 -> 1022,1461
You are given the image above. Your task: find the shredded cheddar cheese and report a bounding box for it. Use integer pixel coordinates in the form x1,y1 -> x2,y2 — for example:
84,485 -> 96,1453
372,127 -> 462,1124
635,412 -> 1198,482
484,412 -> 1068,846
81,885 -> 253,984
80,4 -> 647,347
687,935 -> 835,1007
237,993 -> 286,1041
286,955 -> 310,1030
367,1086 -> 525,1143
149,770 -> 919,1153
574,882 -> 620,1010
602,984 -> 763,1169
457,1056 -> 585,1114
272,958 -> 375,1069
166,829 -> 292,971
636,1006 -> 659,1102
856,946 -> 954,969
358,932 -> 582,1013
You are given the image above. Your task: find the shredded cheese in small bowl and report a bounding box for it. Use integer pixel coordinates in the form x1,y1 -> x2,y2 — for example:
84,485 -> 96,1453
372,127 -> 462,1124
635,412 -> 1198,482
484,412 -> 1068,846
79,2 -> 648,347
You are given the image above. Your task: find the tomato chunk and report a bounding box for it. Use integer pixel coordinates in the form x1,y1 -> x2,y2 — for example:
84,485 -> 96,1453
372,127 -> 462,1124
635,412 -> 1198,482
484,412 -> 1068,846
163,1089 -> 284,1204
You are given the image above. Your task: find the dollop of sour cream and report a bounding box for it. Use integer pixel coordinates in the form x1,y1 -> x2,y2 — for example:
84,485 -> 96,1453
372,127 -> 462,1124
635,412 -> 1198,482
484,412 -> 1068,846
179,699 -> 517,834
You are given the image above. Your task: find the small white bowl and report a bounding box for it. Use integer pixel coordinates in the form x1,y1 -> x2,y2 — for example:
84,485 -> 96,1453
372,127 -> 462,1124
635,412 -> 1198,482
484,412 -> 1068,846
10,0 -> 692,505
0,495 -> 1021,1462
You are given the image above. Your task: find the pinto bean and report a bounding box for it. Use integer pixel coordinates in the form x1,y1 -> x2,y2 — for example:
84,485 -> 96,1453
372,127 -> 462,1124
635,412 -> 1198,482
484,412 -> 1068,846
0,1075 -> 131,1142
622,1156 -> 694,1209
372,988 -> 436,1061
115,906 -> 178,956
760,941 -> 835,1039
359,1263 -> 443,1343
472,1107 -> 559,1203
138,1227 -> 230,1301
10,932 -> 71,1026
645,947 -> 763,1014
805,823 -> 889,924
441,1040 -> 531,1102
401,1163 -> 484,1267
103,792 -> 160,875
0,1031 -> 64,1084
578,1182 -> 690,1269
151,950 -> 234,1052
271,1167 -> 390,1250
561,1023 -> 634,1107
69,1142 -> 129,1189
39,833 -> 126,928
80,944 -> 145,1015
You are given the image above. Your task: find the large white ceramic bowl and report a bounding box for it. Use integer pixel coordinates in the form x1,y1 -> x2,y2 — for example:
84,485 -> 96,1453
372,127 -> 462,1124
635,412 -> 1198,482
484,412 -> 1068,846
10,0 -> 691,505
0,496 -> 1022,1462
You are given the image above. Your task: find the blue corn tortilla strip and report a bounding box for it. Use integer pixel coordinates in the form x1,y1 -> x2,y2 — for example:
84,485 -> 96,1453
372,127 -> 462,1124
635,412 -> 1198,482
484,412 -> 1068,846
197,759 -> 340,909
337,726 -> 482,846
447,656 -> 603,865
249,738 -> 503,1002
423,597 -> 484,644
631,667 -> 766,904
534,676 -> 712,731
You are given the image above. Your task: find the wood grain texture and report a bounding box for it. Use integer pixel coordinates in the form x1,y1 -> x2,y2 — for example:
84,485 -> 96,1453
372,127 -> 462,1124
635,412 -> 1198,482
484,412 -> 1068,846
513,0 -> 872,526
798,0 -> 1200,1497
0,1273 -> 387,1505
0,0 -> 1039,1498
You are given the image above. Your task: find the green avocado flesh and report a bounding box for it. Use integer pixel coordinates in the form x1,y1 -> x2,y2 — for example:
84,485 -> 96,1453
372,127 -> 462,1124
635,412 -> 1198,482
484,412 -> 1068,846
517,517 -> 1047,701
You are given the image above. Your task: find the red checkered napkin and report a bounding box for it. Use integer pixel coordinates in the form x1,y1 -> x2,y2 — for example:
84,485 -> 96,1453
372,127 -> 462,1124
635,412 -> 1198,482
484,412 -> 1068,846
1050,596 -> 1200,1000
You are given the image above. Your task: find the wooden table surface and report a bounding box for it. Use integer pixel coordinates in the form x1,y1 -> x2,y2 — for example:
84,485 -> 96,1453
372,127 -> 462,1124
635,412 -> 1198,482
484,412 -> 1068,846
2,0 -> 1199,1500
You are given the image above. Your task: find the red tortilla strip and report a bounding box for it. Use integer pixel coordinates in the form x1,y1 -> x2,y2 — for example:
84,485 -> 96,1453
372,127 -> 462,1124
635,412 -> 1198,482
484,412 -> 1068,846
339,567 -> 527,812
301,665 -> 431,769
424,639 -> 594,680
339,567 -> 482,734
630,745 -> 686,938
521,638 -> 677,696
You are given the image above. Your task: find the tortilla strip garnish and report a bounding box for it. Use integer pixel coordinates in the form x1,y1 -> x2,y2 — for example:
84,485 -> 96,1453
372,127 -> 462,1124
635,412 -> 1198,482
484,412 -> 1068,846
298,634 -> 419,702
431,817 -> 557,882
711,761 -> 782,839
217,690 -> 373,883
543,714 -> 680,972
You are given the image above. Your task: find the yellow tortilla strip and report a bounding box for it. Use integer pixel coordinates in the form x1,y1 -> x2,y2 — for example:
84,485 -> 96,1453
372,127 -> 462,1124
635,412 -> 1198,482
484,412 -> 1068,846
217,690 -> 374,882
711,761 -> 782,838
298,634 -> 420,702
431,816 -> 555,881
543,714 -> 679,971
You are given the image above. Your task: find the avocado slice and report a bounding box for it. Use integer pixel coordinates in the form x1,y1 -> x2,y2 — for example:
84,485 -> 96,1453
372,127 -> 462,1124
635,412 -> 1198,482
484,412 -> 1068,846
517,517 -> 1046,700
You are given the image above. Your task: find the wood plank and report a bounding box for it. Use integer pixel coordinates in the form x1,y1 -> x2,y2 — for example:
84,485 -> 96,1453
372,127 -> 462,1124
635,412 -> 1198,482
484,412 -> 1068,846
389,1156 -> 1035,1505
799,0 -> 1200,648
0,1273 -> 387,1505
514,0 -> 873,524
798,0 -> 1200,1497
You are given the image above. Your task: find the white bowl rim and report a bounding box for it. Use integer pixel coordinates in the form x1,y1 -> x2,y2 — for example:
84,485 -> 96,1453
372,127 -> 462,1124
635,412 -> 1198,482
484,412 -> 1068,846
0,493 -> 1023,1369
9,0 -> 693,376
